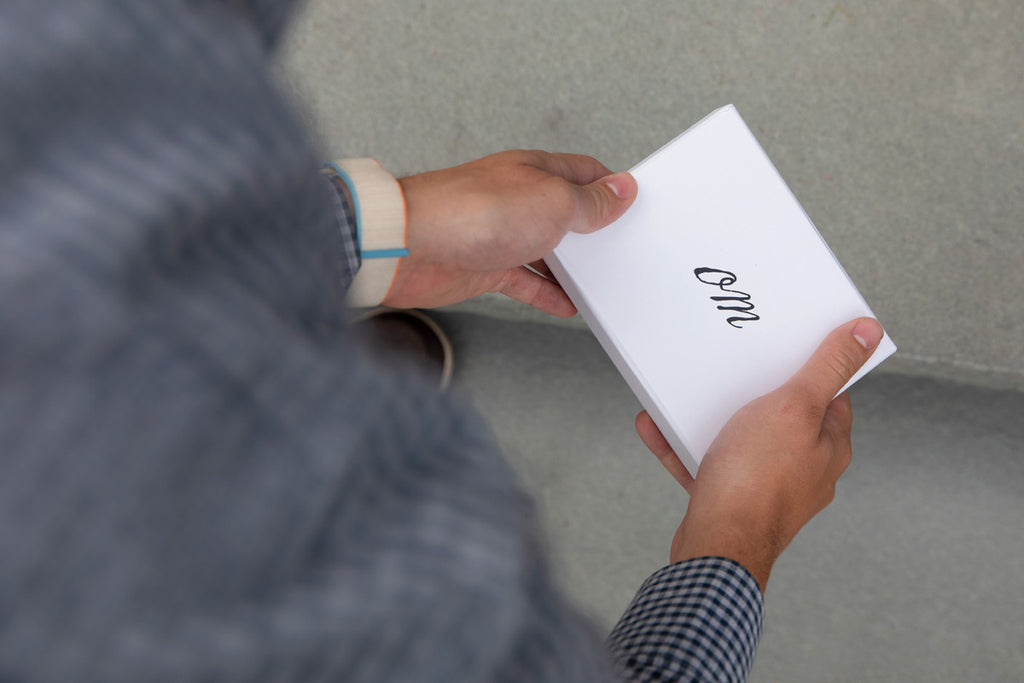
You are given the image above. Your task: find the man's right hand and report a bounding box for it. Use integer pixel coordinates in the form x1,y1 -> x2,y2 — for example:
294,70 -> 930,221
636,317 -> 886,592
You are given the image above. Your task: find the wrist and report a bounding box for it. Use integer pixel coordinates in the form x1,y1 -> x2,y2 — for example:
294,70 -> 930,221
394,171 -> 450,264
671,506 -> 779,592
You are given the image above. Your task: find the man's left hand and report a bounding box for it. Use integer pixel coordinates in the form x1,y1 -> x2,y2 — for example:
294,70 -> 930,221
383,150 -> 637,315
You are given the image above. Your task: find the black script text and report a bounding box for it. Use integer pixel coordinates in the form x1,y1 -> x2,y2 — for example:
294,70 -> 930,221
694,267 -> 760,329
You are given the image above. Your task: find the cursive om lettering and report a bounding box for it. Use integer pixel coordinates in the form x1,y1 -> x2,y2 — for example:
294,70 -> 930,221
694,267 -> 760,329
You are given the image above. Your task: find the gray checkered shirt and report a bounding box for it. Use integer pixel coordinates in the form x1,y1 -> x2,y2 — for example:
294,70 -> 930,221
0,1 -> 763,681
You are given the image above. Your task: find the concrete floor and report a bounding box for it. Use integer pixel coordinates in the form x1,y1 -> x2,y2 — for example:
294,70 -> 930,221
435,306 -> 1024,682
279,0 -> 1024,390
275,1 -> 1024,679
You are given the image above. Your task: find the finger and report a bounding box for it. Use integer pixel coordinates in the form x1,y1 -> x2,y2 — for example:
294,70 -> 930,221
822,391 -> 853,440
529,152 -> 614,185
821,393 -> 855,482
636,411 -> 695,492
785,317 -> 884,408
567,172 -> 638,234
495,266 -> 577,317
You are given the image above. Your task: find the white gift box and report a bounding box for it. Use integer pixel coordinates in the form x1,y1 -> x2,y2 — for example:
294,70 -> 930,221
545,105 -> 897,476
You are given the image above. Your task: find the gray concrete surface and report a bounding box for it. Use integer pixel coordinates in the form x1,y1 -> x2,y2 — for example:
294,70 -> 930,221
278,0 -> 1024,390
435,309 -> 1024,683
274,1 -> 1024,679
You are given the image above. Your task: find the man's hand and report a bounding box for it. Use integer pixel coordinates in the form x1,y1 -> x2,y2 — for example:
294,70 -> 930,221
382,150 -> 637,314
636,317 -> 886,592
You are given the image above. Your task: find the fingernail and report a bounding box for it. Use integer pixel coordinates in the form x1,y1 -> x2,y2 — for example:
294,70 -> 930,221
604,173 -> 632,199
852,318 -> 884,350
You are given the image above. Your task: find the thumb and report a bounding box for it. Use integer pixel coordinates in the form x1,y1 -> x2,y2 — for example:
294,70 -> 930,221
787,317 -> 885,406
568,172 -> 638,234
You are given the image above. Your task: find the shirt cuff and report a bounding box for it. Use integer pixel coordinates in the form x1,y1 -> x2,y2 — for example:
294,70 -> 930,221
322,159 -> 408,308
607,557 -> 765,683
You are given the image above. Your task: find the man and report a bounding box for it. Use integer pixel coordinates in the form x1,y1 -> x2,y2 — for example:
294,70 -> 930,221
0,1 -> 883,680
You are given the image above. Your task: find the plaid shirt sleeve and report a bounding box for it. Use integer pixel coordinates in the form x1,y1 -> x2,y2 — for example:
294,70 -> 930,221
323,173 -> 362,284
608,557 -> 765,682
